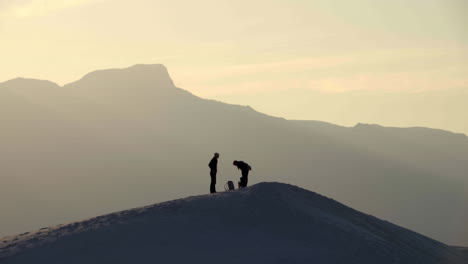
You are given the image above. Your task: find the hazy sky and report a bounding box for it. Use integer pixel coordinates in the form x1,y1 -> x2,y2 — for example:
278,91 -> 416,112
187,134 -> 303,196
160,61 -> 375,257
1,0 -> 467,132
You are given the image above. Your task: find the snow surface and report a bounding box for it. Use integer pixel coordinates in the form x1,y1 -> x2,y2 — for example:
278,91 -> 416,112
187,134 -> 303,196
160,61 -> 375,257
0,182 -> 467,264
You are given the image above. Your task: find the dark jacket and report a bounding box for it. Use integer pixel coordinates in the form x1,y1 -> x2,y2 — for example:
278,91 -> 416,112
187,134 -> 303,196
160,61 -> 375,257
235,161 -> 251,172
209,157 -> 218,172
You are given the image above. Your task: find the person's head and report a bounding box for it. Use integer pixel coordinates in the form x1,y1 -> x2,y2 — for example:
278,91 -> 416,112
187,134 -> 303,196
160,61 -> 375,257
233,160 -> 238,166
214,152 -> 219,158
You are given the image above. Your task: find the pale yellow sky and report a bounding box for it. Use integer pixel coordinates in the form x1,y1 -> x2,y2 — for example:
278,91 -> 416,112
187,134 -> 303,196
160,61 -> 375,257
1,0 -> 467,133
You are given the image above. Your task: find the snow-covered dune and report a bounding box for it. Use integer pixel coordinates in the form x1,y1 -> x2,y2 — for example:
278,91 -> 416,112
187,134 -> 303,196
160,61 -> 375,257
1,182 -> 466,264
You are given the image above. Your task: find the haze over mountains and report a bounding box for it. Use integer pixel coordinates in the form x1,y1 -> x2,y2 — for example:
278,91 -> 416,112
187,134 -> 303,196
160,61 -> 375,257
0,64 -> 467,246
216,87 -> 468,136
1,183 -> 467,264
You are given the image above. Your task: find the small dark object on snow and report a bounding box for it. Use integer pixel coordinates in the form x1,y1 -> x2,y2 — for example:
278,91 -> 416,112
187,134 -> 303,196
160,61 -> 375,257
224,181 -> 235,191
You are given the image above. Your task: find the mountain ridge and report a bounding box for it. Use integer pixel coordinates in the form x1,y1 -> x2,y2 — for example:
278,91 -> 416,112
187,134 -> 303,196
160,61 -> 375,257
0,78 -> 60,89
0,64 -> 464,136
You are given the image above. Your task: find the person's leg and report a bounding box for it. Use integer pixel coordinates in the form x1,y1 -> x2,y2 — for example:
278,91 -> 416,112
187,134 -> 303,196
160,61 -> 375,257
241,170 -> 249,187
238,177 -> 245,188
239,174 -> 247,188
210,171 -> 216,193
237,169 -> 249,188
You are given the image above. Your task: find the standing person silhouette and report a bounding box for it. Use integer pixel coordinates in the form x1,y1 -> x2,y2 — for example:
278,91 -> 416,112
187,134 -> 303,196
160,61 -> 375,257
208,153 -> 219,193
233,160 -> 251,188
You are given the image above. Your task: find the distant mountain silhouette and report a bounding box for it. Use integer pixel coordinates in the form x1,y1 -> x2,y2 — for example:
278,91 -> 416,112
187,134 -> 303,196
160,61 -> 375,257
1,183 -> 467,263
1,78 -> 60,90
0,64 -> 467,246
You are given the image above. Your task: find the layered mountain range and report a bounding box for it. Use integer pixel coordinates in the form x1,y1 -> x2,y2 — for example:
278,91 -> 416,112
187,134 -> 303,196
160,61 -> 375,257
1,64 -> 467,246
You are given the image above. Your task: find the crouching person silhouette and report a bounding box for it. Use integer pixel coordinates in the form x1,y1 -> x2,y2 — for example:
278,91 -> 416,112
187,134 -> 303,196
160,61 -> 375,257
233,160 -> 251,188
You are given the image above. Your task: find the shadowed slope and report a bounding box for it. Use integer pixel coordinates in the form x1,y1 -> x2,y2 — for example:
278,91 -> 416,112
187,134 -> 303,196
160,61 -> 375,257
0,183 -> 466,264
